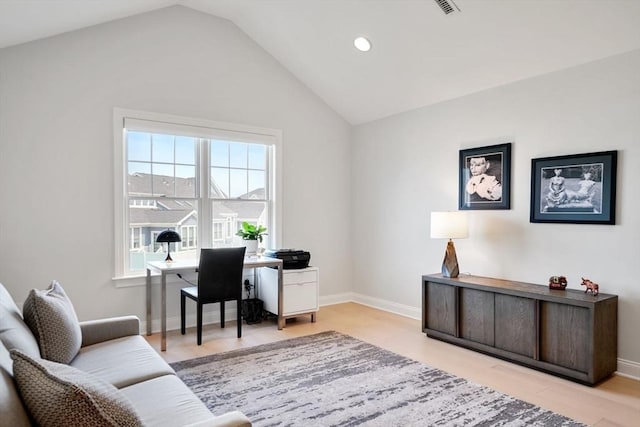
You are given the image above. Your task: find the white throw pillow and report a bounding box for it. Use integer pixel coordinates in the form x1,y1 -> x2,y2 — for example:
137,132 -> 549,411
10,349 -> 143,427
22,280 -> 82,364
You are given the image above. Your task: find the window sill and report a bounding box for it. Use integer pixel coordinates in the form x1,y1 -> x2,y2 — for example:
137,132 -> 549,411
112,274 -> 148,288
112,272 -> 198,288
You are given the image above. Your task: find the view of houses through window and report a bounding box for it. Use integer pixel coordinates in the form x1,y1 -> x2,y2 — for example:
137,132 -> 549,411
125,129 -> 271,273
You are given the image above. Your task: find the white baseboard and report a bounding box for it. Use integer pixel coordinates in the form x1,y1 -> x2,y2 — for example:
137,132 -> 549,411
350,293 -> 422,320
319,292 -> 356,306
616,358 -> 640,380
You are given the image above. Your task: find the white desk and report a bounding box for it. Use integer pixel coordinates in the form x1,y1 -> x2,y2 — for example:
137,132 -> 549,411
146,256 -> 283,351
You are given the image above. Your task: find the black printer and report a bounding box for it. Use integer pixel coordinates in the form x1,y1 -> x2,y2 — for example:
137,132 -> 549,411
264,249 -> 311,269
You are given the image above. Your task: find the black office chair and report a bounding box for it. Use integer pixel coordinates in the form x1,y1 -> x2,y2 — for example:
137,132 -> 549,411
180,247 -> 246,345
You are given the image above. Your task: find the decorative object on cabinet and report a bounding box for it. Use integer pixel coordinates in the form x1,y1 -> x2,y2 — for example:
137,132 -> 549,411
422,274 -> 617,385
259,266 -> 319,323
156,229 -> 181,262
530,150 -> 617,224
430,212 -> 468,278
459,142 -> 511,210
580,277 -> 599,296
548,276 -> 568,290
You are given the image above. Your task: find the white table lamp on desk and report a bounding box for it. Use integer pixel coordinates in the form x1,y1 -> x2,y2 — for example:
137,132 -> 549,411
430,211 -> 468,278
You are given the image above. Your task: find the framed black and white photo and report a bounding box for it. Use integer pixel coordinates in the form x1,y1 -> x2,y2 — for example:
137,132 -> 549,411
459,143 -> 511,210
530,150 -> 617,224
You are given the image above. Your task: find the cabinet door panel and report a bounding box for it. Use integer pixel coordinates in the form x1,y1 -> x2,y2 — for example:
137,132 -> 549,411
284,283 -> 317,314
425,282 -> 456,336
540,302 -> 590,373
460,288 -> 494,346
283,270 -> 317,285
495,294 -> 536,358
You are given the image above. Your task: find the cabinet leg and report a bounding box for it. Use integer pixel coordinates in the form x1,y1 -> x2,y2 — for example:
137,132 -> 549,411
311,312 -> 317,323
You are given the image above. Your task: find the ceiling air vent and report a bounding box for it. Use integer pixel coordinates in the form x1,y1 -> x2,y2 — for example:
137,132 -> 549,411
434,0 -> 461,15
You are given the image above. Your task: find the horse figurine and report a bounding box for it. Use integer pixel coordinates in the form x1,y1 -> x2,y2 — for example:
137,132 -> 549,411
581,277 -> 599,296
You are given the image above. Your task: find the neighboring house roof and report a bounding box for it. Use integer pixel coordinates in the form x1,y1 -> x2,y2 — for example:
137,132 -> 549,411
128,172 -> 199,198
128,173 -> 266,225
129,208 -> 195,227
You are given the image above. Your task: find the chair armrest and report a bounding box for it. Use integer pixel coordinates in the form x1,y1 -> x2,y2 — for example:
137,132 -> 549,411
79,315 -> 140,347
183,411 -> 251,427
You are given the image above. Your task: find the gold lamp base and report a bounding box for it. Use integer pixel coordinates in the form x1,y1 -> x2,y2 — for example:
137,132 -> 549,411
441,239 -> 459,278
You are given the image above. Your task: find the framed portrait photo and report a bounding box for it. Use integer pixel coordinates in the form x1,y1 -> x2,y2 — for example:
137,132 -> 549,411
459,143 -> 511,210
530,150 -> 617,224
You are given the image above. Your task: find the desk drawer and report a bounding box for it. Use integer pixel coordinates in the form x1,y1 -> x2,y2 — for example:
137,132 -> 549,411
284,282 -> 318,314
283,270 -> 317,285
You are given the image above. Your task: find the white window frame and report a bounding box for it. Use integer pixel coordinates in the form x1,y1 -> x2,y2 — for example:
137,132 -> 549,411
113,108 -> 282,283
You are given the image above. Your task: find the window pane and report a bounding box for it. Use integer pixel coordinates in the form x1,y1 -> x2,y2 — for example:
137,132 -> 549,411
175,165 -> 195,179
128,132 -> 150,162
211,140 -> 229,167
175,166 -> 196,198
229,169 -> 247,198
175,136 -> 196,165
152,134 -> 174,163
248,170 -> 265,197
248,144 -> 266,170
128,162 -> 151,175
211,200 -> 267,248
128,201 -> 198,272
127,163 -> 152,195
152,164 -> 175,196
211,167 -> 229,198
229,143 -> 247,168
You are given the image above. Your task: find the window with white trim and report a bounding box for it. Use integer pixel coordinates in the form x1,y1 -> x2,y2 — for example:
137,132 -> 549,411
114,109 -> 280,278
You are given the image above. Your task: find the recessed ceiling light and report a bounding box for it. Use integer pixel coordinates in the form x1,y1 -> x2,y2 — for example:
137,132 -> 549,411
354,36 -> 371,52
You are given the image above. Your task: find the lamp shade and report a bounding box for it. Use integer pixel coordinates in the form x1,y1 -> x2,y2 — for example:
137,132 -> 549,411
156,230 -> 181,243
430,211 -> 468,239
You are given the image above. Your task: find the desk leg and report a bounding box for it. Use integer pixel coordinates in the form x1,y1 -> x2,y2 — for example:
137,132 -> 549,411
161,272 -> 167,352
277,266 -> 285,330
146,268 -> 152,336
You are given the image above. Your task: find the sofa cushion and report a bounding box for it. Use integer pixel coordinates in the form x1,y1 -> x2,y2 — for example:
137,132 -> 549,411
10,349 -> 143,427
71,335 -> 175,388
22,280 -> 82,364
120,374 -> 214,427
0,302 -> 41,359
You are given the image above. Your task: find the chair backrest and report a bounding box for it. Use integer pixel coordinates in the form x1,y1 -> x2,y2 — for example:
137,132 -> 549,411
197,247 -> 246,302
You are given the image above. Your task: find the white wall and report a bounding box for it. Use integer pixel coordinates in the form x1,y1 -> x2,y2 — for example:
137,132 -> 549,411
352,49 -> 640,371
0,6 -> 352,323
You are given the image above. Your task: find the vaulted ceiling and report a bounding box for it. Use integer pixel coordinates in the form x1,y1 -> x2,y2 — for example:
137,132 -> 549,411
2,0 -> 640,125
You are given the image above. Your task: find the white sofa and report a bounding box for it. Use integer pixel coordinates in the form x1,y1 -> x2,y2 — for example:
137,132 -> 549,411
0,282 -> 251,427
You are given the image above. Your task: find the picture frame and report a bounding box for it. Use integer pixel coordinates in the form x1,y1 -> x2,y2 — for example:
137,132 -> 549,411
459,143 -> 511,210
530,150 -> 617,224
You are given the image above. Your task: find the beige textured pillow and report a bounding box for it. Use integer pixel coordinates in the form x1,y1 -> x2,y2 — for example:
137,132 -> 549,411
10,349 -> 143,427
22,281 -> 82,364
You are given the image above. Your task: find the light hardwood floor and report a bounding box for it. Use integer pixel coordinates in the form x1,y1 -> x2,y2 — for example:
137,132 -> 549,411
145,303 -> 640,426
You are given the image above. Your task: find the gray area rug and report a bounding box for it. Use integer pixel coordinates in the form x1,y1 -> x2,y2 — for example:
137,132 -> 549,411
171,331 -> 584,426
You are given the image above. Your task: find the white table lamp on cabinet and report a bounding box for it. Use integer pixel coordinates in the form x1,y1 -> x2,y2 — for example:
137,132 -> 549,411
430,211 -> 468,278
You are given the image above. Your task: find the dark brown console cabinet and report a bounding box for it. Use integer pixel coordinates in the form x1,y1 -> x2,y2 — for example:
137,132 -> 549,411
422,274 -> 617,385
